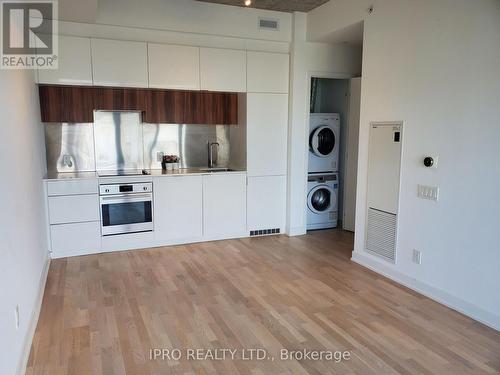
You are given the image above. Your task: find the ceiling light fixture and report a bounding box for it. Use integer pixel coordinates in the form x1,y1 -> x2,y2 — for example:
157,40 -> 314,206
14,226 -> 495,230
244,0 -> 252,6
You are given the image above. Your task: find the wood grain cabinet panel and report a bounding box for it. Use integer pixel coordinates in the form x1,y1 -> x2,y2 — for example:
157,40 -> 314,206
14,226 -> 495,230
39,85 -> 96,122
94,87 -> 148,113
144,90 -> 181,123
39,85 -> 239,125
200,92 -> 238,125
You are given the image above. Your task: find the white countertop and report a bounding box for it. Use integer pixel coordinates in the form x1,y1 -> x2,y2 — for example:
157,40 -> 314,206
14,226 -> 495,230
44,168 -> 246,181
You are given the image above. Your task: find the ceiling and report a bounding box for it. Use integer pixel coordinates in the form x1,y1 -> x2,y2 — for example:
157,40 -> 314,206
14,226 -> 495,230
196,0 -> 329,13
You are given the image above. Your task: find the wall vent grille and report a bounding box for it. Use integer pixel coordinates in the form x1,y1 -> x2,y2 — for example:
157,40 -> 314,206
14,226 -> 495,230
250,228 -> 280,237
365,208 -> 397,262
259,18 -> 279,30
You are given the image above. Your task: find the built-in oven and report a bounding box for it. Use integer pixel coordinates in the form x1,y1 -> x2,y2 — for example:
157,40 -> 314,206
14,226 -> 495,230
99,182 -> 153,236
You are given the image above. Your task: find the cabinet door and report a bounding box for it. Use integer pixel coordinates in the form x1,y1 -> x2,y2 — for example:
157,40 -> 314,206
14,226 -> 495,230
202,174 -> 246,238
200,48 -> 246,92
38,36 -> 93,85
148,43 -> 200,90
154,176 -> 203,242
91,39 -> 148,87
247,52 -> 289,93
94,87 -> 148,112
247,176 -> 286,232
247,93 -> 288,176
39,85 -> 96,123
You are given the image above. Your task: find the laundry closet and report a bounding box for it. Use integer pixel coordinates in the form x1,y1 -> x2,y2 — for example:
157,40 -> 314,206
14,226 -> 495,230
307,77 -> 361,232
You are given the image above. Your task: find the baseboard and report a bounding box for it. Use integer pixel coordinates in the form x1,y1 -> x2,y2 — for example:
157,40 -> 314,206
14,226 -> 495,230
351,252 -> 500,332
16,257 -> 50,375
287,226 -> 307,236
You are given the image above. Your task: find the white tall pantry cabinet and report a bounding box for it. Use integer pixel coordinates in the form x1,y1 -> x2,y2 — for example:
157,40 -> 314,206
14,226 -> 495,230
245,52 -> 289,233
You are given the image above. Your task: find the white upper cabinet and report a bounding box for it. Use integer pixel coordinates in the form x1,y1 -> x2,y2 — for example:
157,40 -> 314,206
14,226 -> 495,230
247,51 -> 289,93
38,35 -> 93,85
200,48 -> 246,92
148,43 -> 200,90
154,175 -> 203,242
202,173 -> 247,238
91,39 -> 148,87
247,93 -> 289,177
247,175 -> 286,232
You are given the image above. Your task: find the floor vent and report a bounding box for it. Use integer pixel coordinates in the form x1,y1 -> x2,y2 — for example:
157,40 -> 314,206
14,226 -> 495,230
250,228 -> 280,237
366,208 -> 397,262
259,18 -> 279,31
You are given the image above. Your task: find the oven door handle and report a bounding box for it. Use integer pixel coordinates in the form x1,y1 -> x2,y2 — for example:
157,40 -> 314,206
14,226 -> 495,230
100,193 -> 152,203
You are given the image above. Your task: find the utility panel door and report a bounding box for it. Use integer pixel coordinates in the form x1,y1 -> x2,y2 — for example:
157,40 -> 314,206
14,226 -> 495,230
367,123 -> 402,215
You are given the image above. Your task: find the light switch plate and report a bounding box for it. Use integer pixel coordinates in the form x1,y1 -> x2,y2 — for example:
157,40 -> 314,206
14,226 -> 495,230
418,185 -> 439,201
412,249 -> 422,264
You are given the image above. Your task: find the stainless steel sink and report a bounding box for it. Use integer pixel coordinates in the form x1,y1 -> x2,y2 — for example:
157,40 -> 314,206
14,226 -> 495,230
199,167 -> 234,173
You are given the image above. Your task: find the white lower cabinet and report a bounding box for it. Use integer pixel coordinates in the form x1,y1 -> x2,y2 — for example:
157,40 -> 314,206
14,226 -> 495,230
50,221 -> 101,258
154,176 -> 203,243
247,175 -> 286,232
202,174 -> 247,238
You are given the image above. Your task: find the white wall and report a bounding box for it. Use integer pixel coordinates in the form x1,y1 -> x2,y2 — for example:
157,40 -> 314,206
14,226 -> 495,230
0,69 -> 49,374
287,12 -> 362,235
309,0 -> 500,330
95,0 -> 292,42
57,0 -> 292,53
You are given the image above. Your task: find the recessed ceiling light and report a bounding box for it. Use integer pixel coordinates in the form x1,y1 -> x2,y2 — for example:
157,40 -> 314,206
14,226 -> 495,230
244,0 -> 252,6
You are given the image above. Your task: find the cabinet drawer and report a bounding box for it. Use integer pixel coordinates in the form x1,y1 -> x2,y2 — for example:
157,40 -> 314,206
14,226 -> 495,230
48,194 -> 100,224
47,179 -> 98,196
50,222 -> 101,257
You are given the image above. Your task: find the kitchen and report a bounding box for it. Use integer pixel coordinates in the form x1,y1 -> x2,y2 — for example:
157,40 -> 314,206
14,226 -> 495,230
3,1 -> 500,374
41,39 -> 289,257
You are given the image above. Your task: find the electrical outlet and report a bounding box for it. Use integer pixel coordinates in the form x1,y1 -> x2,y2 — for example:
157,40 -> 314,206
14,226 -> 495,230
15,305 -> 20,330
156,151 -> 164,162
62,154 -> 73,167
412,249 -> 422,265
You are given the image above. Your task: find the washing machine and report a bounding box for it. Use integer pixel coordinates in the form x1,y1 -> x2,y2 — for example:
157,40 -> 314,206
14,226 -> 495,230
307,173 -> 339,230
308,113 -> 340,174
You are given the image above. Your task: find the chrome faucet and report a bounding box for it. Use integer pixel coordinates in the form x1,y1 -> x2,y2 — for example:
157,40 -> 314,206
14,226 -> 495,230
207,141 -> 219,168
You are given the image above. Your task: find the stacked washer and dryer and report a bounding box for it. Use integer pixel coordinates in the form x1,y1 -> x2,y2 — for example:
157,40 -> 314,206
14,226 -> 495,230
307,113 -> 340,230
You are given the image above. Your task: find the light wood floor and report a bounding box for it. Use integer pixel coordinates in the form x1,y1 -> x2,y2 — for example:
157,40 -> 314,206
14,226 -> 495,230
27,230 -> 500,375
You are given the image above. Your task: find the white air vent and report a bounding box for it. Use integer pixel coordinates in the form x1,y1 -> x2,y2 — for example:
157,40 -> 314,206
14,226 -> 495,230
259,18 -> 279,30
366,208 -> 397,262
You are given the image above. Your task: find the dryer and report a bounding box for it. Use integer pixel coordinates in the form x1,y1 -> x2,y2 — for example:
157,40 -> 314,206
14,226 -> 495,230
307,173 -> 339,230
308,113 -> 340,174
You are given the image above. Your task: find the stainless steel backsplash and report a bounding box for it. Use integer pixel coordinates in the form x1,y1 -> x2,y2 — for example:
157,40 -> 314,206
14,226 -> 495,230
44,116 -> 231,173
142,123 -> 230,169
45,123 -> 96,172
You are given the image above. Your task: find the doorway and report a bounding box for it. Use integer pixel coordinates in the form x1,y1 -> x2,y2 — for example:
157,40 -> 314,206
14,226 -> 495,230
307,76 -> 361,233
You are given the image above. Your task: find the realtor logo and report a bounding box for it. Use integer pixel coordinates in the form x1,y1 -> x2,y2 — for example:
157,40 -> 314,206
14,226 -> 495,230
1,0 -> 58,69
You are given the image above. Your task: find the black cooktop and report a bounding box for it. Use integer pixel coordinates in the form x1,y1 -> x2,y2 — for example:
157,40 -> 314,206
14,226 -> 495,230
97,169 -> 150,177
